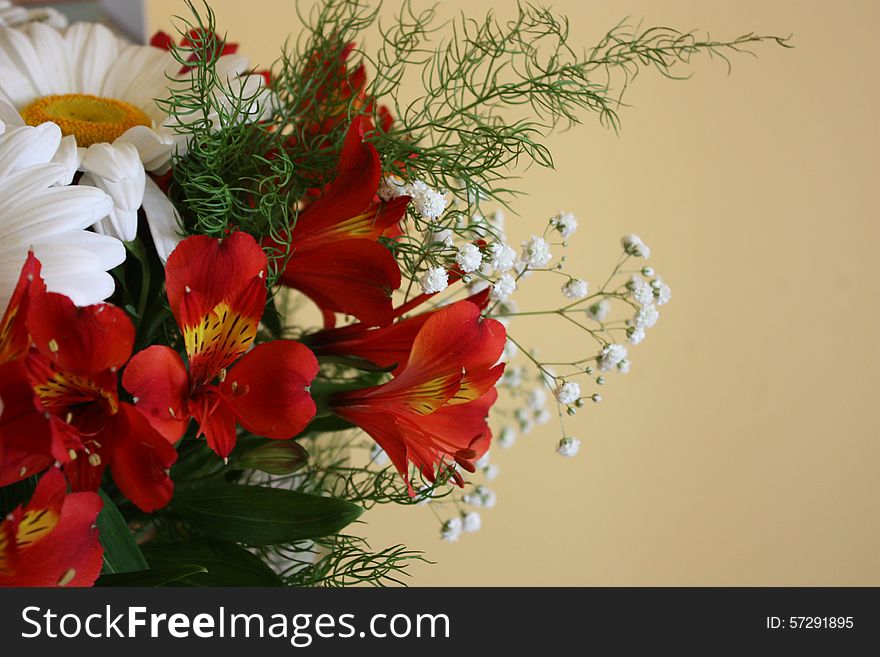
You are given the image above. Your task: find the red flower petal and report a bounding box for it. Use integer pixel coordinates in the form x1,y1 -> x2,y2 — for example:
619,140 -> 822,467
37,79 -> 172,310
0,252 -> 44,364
401,301 -> 506,385
106,404 -> 176,513
0,360 -> 53,486
191,388 -> 238,459
26,291 -> 134,376
0,468 -> 103,587
294,117 -> 380,232
309,289 -> 491,374
281,239 -> 401,327
221,340 -> 318,439
164,232 -> 267,324
123,345 -> 191,442
178,276 -> 265,382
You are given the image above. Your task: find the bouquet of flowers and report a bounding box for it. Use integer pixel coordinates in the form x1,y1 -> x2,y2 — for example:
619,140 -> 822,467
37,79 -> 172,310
0,1 -> 785,587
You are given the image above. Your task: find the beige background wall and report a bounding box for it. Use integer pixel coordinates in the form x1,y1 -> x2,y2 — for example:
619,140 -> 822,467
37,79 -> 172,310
146,0 -> 880,585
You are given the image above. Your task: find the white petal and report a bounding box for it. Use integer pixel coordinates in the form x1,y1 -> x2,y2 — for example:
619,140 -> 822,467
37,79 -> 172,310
24,22 -> 70,93
78,142 -> 145,242
32,230 -> 125,272
0,162 -> 69,214
141,176 -> 183,262
44,270 -> 117,306
0,184 -> 112,242
115,124 -> 179,172
64,23 -> 118,95
79,173 -> 141,243
102,44 -> 174,120
51,134 -> 81,185
0,98 -> 24,129
0,25 -> 44,105
0,122 -> 61,176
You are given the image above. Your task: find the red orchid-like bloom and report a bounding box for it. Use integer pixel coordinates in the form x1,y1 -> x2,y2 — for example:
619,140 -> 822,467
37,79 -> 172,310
0,468 -> 103,587
0,253 -> 53,485
330,300 -> 506,493
124,232 -> 319,460
24,281 -> 177,512
298,41 -> 394,139
308,288 -> 490,375
272,117 -> 410,328
0,254 -> 176,512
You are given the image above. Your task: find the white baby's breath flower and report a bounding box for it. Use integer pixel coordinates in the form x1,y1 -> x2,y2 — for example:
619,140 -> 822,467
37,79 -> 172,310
515,408 -> 534,435
585,299 -> 611,322
440,517 -> 463,542
553,211 -> 578,239
554,381 -> 581,405
634,304 -> 660,329
628,275 -> 655,307
488,242 -> 517,273
520,234 -> 552,268
617,359 -> 631,374
535,408 -> 551,425
562,278 -> 589,300
406,180 -> 447,219
467,485 -> 497,509
427,227 -> 452,245
627,326 -> 646,345
525,387 -> 547,411
556,437 -> 581,457
598,343 -> 627,372
484,463 -> 500,481
462,511 -> 482,533
419,266 -> 448,294
490,273 -> 516,302
377,175 -> 405,201
498,426 -> 517,448
621,233 -> 650,258
455,243 -> 483,273
652,277 -> 672,305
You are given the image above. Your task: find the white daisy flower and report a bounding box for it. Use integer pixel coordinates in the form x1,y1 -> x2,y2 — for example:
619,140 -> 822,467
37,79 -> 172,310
0,120 -> 123,310
0,21 -> 267,259
0,1 -> 66,29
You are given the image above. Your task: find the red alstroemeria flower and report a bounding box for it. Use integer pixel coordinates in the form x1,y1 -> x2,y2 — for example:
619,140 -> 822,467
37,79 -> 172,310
297,41 -> 394,140
22,283 -> 177,512
272,117 -> 410,328
0,254 -> 53,485
0,468 -> 103,587
330,300 -> 506,493
308,289 -> 490,375
123,232 -> 319,459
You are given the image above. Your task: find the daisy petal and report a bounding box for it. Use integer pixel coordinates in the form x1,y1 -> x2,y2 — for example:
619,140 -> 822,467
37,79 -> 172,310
141,176 -> 182,262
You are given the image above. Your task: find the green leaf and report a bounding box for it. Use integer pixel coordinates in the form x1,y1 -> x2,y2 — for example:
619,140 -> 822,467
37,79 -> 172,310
142,540 -> 283,587
95,565 -> 207,587
173,484 -> 363,545
229,439 -> 309,475
97,490 -> 148,574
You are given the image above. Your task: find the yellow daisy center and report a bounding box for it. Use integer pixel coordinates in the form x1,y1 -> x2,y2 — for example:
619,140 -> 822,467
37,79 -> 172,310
20,93 -> 151,147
